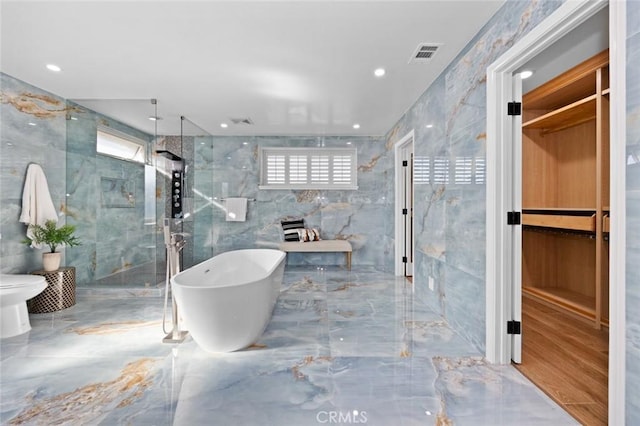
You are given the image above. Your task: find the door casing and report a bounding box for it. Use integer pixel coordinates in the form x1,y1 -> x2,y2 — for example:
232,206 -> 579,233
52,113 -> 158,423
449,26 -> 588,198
485,0 -> 625,423
394,130 -> 415,276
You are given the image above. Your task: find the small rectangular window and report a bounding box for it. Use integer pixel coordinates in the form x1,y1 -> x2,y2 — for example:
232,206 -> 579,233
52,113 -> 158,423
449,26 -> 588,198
259,147 -> 357,190
97,126 -> 146,164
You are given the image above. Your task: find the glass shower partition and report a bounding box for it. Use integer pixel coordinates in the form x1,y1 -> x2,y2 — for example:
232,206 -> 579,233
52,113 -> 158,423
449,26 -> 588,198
65,99 -> 161,291
156,116 -> 211,270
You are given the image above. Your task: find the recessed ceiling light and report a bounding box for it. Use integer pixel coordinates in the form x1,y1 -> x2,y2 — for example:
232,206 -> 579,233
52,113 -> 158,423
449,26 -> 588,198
148,116 -> 162,121
346,141 -> 352,145
374,68 -> 386,77
242,141 -> 249,145
28,122 -> 37,126
70,116 -> 78,121
220,123 -> 228,128
352,124 -> 360,129
46,64 -> 61,72
519,70 -> 534,79
426,124 -> 434,128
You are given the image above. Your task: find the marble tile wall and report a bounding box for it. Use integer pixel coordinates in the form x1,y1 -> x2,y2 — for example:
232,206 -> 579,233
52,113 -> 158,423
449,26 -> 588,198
385,0 -> 563,351
0,74 -> 67,274
192,136 -> 394,271
627,0 -> 640,422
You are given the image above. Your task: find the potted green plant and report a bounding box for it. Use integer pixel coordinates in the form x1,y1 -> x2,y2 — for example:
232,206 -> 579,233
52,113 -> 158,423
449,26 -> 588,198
24,220 -> 81,271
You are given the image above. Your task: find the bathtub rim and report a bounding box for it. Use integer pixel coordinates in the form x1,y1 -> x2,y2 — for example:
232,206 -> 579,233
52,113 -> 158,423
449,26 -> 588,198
171,248 -> 286,289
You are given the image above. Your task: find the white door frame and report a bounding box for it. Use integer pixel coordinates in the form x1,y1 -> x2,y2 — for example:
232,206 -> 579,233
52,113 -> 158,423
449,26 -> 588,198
485,0 -> 625,423
510,73 -> 523,364
394,130 -> 415,276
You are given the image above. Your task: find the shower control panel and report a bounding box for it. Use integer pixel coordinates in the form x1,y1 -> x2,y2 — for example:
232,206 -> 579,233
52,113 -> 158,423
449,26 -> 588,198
171,171 -> 183,219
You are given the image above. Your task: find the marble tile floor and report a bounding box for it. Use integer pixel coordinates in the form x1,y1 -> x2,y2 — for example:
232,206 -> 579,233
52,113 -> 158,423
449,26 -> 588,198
0,266 -> 578,425
78,261 -> 166,297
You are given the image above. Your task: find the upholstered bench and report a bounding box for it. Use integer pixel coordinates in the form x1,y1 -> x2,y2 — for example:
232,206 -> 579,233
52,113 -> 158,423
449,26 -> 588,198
278,240 -> 352,270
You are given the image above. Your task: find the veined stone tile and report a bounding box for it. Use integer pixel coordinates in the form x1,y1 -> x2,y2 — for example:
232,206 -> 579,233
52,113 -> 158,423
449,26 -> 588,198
0,266 -> 575,425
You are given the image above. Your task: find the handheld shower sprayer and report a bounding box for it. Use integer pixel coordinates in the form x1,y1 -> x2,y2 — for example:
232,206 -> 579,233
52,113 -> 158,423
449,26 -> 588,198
164,218 -> 171,246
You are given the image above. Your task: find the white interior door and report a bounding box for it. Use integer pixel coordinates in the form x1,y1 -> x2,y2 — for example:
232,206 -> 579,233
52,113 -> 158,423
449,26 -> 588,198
400,143 -> 414,276
394,131 -> 415,277
510,74 -> 523,364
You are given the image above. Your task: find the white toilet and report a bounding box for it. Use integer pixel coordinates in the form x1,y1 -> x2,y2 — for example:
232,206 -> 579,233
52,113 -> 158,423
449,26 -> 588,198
0,274 -> 47,338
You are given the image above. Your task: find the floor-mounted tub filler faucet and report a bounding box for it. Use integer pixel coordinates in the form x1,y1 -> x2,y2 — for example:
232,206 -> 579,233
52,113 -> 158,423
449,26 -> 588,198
162,218 -> 189,344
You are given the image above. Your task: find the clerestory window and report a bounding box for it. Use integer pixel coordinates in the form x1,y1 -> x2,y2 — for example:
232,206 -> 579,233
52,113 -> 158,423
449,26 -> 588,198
97,126 -> 146,164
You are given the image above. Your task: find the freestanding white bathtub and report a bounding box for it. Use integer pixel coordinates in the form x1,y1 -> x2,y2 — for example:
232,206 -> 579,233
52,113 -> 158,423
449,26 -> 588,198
171,249 -> 286,352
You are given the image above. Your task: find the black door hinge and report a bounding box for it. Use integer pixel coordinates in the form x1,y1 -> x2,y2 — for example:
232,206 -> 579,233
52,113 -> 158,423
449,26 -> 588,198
402,208 -> 408,215
507,320 -> 521,335
402,256 -> 408,263
402,160 -> 408,167
507,211 -> 521,225
507,102 -> 522,116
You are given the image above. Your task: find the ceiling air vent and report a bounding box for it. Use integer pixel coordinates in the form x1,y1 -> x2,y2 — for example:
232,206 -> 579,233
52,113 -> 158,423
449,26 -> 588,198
230,117 -> 254,125
409,43 -> 443,63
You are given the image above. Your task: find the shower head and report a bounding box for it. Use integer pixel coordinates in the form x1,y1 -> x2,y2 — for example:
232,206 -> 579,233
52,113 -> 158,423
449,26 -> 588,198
156,150 -> 182,161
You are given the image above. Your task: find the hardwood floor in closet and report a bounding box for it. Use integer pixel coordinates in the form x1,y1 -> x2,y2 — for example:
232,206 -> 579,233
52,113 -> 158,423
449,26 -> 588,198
514,296 -> 608,426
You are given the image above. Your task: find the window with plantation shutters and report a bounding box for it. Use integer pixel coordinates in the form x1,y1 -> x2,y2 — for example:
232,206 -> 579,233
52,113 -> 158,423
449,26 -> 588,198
433,157 -> 450,184
413,155 -> 486,185
266,154 -> 286,185
310,155 -> 329,184
414,156 -> 430,184
474,157 -> 486,184
259,147 -> 358,190
454,157 -> 473,184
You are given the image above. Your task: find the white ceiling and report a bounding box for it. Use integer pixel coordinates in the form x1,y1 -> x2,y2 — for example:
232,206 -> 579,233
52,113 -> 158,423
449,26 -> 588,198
1,1 -> 505,136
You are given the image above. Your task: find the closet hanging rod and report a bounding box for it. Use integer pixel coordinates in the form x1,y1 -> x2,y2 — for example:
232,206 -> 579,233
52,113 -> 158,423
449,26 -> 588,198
523,225 -> 595,239
218,197 -> 256,202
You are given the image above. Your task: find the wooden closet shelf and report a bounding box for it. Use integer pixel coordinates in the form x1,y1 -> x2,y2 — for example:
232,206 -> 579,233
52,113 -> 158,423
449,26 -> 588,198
523,286 -> 596,319
523,212 -> 595,231
522,94 -> 596,133
523,207 -> 596,212
603,215 -> 610,233
522,50 -> 608,109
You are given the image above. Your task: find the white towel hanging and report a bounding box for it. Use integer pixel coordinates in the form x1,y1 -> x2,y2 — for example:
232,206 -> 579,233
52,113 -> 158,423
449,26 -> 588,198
225,197 -> 247,222
19,164 -> 59,248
